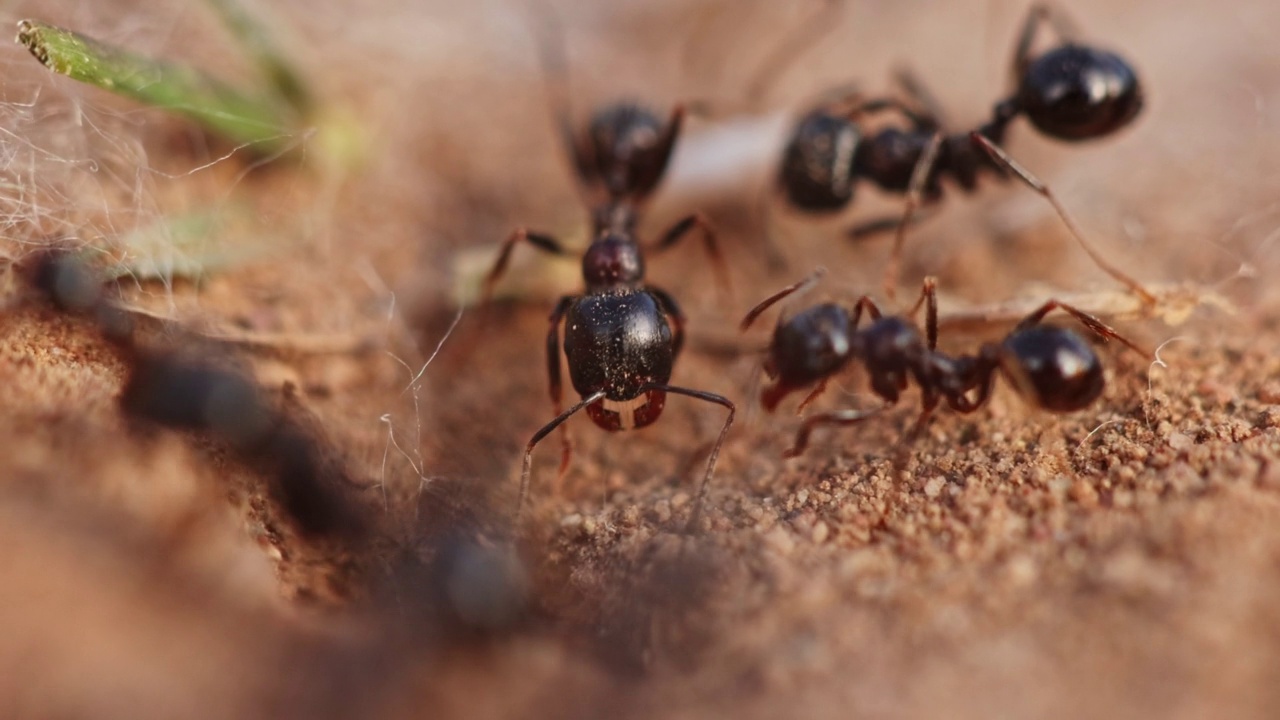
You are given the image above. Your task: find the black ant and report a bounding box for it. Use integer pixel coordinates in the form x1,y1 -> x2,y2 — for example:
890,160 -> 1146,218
776,3 -> 1153,302
22,249 -> 370,539
480,7 -> 736,528
739,268 -> 1147,458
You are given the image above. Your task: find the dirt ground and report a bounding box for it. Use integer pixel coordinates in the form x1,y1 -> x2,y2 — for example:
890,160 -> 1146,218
3,0 -> 1280,718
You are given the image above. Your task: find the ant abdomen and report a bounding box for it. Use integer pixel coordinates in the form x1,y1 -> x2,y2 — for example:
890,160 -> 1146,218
778,111 -> 861,212
1000,325 -> 1105,412
1016,45 -> 1143,141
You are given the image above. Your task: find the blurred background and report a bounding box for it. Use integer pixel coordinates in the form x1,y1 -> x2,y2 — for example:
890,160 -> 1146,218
2,0 -> 1280,718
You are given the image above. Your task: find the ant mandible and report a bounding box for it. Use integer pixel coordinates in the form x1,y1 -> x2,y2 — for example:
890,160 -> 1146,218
776,3 -> 1153,303
480,7 -> 735,528
739,268 -> 1148,458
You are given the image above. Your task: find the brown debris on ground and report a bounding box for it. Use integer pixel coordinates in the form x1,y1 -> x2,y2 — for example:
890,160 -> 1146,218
2,0 -> 1279,718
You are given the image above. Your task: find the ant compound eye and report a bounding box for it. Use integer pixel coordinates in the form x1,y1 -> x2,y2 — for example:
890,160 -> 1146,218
778,112 -> 861,212
1018,45 -> 1143,141
770,304 -> 854,386
1001,326 -> 1104,412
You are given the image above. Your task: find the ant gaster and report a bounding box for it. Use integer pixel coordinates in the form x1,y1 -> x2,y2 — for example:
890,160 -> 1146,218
777,3 -> 1152,302
481,9 -> 735,528
740,268 -> 1147,457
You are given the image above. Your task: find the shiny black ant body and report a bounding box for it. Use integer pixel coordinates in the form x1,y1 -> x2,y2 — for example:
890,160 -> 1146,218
776,3 -> 1152,302
740,269 -> 1147,457
481,10 -> 734,527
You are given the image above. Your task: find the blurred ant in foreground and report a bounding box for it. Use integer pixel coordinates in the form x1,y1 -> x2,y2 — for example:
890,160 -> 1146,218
481,6 -> 735,528
740,268 -> 1147,457
777,3 -> 1153,302
21,249 -> 369,539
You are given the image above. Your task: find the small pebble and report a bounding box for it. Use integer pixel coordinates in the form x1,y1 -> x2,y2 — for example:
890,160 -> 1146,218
924,477 -> 945,498
811,521 -> 830,544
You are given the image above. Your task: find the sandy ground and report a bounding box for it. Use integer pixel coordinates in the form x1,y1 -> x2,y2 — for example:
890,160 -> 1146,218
2,0 -> 1279,718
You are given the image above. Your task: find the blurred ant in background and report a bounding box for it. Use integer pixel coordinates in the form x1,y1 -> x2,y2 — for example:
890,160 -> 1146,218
481,4 -> 735,529
776,3 -> 1153,302
739,268 -> 1148,458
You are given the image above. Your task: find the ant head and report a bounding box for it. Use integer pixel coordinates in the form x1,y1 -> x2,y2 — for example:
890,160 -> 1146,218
999,325 -> 1104,412
588,104 -> 670,200
582,232 -> 644,288
1016,45 -> 1143,141
778,111 -> 862,211
769,303 -> 854,390
27,249 -> 102,312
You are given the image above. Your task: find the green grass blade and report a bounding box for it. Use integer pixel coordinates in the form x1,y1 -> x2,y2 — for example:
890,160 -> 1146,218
16,19 -> 299,155
202,0 -> 313,115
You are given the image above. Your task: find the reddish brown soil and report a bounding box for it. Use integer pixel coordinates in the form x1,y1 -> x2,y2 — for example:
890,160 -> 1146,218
3,1 -> 1280,718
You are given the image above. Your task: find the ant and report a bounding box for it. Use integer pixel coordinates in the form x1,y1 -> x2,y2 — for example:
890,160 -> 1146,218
776,3 -> 1153,303
22,249 -> 369,539
739,268 -> 1148,458
480,6 -> 736,528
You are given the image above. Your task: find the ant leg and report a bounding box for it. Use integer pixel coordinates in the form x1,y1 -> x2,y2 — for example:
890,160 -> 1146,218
783,406 -> 888,459
970,132 -> 1156,305
904,276 -> 939,350
889,392 -> 941,470
640,383 -> 736,532
743,0 -> 846,104
631,104 -> 687,203
842,97 -> 938,129
517,390 -> 607,522
847,295 -> 884,331
795,377 -> 830,416
901,391 -> 940,446
650,286 -> 687,360
482,228 -> 571,303
809,81 -> 865,114
846,209 -> 937,242
946,371 -> 996,414
891,66 -> 950,129
546,297 -> 575,477
739,267 -> 826,331
884,131 -> 944,302
1014,299 -> 1150,357
1011,4 -> 1082,85
757,185 -> 793,273
526,0 -> 597,193
650,210 -> 732,298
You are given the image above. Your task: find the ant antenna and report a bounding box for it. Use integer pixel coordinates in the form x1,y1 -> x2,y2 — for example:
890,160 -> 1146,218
742,0 -> 847,105
740,266 -> 827,331
1011,2 -> 1084,87
885,131 -> 943,302
970,132 -> 1157,306
525,0 -> 595,200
